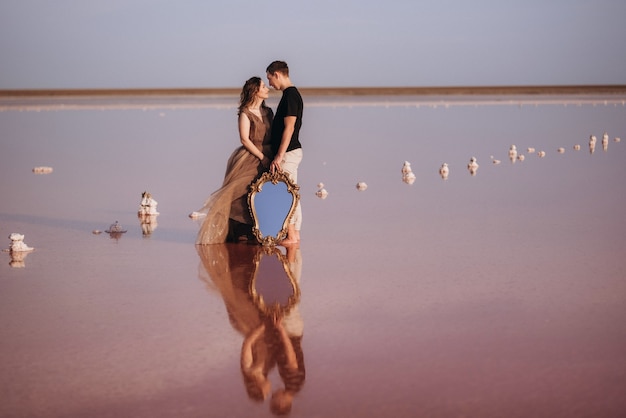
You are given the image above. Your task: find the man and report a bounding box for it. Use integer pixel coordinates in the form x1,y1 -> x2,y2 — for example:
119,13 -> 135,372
267,60 -> 303,244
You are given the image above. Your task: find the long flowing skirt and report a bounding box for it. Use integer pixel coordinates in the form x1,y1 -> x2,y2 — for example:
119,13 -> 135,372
196,146 -> 267,244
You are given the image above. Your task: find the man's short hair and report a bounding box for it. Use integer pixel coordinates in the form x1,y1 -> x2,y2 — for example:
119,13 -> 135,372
266,60 -> 289,76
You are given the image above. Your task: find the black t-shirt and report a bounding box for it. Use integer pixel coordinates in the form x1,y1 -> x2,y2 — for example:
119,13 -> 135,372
271,86 -> 303,155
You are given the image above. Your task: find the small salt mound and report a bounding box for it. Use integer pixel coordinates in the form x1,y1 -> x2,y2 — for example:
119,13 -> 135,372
315,188 -> 328,199
32,166 -> 53,174
439,163 -> 449,179
402,171 -> 416,184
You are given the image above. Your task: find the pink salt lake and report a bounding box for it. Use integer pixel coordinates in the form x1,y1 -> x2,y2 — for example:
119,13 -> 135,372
1,90 -> 625,417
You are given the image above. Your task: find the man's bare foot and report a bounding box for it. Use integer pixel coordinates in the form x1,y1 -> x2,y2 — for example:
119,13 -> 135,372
280,224 -> 300,246
280,237 -> 299,246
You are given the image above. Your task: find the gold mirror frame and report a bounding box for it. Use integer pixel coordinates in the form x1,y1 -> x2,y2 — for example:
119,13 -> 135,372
248,246 -> 301,318
248,171 -> 300,246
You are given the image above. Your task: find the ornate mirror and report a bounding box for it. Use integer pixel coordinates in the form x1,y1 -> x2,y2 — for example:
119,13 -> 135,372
248,171 -> 300,246
249,246 -> 301,318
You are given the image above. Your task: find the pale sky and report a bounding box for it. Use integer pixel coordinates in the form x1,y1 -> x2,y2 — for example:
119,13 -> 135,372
1,0 -> 625,89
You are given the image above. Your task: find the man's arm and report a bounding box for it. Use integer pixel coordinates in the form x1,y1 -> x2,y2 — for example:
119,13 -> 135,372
271,116 -> 296,172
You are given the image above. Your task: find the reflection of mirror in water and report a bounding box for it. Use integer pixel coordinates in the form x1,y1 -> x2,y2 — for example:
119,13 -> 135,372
250,247 -> 301,317
255,252 -> 295,307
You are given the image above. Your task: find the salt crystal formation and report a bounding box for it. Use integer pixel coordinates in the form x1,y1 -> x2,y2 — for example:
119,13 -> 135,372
315,183 -> 328,199
438,163 -> 449,180
4,235 -> 34,268
356,182 -> 368,191
105,221 -> 127,234
589,135 -> 597,154
138,191 -> 159,216
467,157 -> 479,176
32,166 -> 53,174
401,161 -> 416,184
315,189 -> 328,199
5,233 -> 34,252
508,145 -> 518,163
137,192 -> 159,235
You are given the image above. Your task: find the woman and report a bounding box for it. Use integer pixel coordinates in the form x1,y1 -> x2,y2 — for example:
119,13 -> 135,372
196,77 -> 273,244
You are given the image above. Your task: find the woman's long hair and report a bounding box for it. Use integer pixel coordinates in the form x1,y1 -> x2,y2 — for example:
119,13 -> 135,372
238,76 -> 267,115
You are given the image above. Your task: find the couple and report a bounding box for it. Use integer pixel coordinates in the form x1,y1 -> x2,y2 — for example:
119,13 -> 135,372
195,61 -> 304,246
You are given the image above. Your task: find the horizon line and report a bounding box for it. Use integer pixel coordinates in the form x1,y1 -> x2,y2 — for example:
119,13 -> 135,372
2,84 -> 626,97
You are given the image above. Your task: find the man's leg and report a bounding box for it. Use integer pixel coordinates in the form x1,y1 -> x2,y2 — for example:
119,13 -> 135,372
281,148 -> 303,240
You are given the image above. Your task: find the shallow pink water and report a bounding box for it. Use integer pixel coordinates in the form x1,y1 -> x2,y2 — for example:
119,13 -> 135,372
1,94 -> 626,417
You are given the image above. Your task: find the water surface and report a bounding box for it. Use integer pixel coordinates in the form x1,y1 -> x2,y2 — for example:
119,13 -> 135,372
1,93 -> 625,417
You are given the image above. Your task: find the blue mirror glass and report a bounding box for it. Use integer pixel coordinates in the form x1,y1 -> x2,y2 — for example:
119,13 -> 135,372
248,171 -> 300,246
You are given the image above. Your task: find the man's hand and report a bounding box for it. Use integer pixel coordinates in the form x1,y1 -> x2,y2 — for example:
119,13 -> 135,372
270,156 -> 283,174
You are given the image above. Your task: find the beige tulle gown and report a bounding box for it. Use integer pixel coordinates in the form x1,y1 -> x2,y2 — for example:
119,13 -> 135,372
196,107 -> 273,244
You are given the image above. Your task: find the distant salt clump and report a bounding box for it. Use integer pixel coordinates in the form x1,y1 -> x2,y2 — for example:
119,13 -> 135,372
138,192 -> 159,235
438,163 -> 449,180
573,144 -> 581,150
508,145 -> 518,163
527,147 -> 536,154
4,234 -> 34,268
401,161 -> 416,184
557,147 -> 565,154
315,189 -> 328,199
491,156 -> 501,165
315,185 -> 328,199
403,172 -> 416,184
105,221 -> 127,234
467,157 -> 479,176
138,191 -> 159,216
589,135 -> 597,154
32,166 -> 53,174
602,132 -> 609,151
5,233 -> 34,252
517,154 -> 525,162
614,137 -> 621,143
356,182 -> 368,191
537,151 -> 546,157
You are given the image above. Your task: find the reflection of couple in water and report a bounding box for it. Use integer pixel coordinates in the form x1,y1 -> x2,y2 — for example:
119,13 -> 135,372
196,243 -> 305,415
